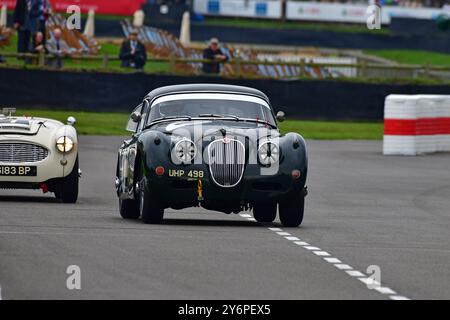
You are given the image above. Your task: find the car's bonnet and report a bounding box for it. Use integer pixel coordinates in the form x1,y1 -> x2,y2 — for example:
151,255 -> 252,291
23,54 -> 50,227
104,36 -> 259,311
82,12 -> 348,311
0,117 -> 62,135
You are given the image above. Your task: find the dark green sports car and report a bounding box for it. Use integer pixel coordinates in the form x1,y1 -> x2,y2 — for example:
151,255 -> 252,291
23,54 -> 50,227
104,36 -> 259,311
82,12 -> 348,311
115,84 -> 308,227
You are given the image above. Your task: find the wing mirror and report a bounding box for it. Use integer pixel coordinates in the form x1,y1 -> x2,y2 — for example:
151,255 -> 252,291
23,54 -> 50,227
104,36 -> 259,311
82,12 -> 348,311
67,116 -> 77,125
130,111 -> 142,123
276,111 -> 285,122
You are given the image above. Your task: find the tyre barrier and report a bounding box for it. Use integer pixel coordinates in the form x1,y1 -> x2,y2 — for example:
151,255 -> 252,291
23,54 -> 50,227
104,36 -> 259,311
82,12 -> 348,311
383,95 -> 450,155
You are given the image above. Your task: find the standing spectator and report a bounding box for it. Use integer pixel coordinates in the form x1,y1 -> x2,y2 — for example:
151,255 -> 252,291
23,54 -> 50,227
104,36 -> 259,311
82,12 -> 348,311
119,29 -> 147,70
14,0 -> 46,54
13,0 -> 31,54
46,28 -> 70,69
202,38 -> 228,74
39,0 -> 51,37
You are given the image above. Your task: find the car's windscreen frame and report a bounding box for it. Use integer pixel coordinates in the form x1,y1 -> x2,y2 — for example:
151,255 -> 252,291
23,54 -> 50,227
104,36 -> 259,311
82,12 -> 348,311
146,93 -> 276,126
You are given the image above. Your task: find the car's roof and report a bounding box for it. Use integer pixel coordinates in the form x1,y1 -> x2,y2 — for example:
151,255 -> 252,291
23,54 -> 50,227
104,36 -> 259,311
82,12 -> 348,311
145,84 -> 270,104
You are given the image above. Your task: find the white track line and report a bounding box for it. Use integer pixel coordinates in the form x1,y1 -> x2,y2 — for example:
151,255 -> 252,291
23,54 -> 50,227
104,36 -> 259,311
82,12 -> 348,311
304,246 -> 321,251
313,251 -> 331,257
324,257 -> 342,264
390,295 -> 411,300
239,215 -> 411,300
346,270 -> 365,277
335,264 -> 353,270
294,241 -> 309,246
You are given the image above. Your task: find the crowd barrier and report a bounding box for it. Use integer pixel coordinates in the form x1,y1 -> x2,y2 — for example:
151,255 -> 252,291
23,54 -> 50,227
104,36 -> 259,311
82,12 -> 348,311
383,95 -> 450,155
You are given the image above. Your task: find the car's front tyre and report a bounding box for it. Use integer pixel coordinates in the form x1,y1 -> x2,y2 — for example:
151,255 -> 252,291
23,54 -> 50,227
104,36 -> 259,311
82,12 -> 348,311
253,202 -> 277,223
119,198 -> 140,219
55,157 -> 79,204
279,196 -> 304,227
139,178 -> 164,224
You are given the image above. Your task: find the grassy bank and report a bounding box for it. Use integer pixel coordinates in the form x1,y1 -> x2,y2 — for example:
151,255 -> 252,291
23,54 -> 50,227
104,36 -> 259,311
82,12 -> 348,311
20,109 -> 383,140
364,49 -> 450,66
201,17 -> 390,35
23,109 -> 129,135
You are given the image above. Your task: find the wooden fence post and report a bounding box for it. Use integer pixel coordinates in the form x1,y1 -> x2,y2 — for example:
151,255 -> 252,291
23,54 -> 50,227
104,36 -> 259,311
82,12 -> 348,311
38,51 -> 45,67
235,57 -> 241,78
299,58 -> 305,77
169,53 -> 176,74
102,54 -> 109,68
360,61 -> 367,78
423,64 -> 430,78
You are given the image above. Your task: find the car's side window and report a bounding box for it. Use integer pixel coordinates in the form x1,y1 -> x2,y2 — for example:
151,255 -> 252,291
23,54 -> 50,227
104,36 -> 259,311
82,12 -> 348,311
126,104 -> 142,133
137,100 -> 150,133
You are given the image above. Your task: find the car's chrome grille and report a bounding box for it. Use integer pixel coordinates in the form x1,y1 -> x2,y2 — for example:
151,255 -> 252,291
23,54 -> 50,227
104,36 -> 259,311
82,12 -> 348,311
0,143 -> 49,163
208,138 -> 245,187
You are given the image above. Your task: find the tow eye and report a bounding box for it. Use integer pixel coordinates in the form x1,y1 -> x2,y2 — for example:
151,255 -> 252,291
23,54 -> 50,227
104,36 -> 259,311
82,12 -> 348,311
197,179 -> 204,202
303,186 -> 308,197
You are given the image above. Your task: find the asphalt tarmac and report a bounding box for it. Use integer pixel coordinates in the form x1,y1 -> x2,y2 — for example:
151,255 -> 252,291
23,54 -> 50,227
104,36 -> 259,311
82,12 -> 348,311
0,136 -> 449,299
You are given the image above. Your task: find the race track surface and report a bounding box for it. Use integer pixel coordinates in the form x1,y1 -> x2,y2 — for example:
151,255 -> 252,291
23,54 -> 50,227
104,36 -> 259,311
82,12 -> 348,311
0,136 -> 449,300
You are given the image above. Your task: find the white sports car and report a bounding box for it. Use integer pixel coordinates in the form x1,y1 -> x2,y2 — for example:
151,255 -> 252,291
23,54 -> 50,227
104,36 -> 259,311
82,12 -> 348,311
0,108 -> 80,203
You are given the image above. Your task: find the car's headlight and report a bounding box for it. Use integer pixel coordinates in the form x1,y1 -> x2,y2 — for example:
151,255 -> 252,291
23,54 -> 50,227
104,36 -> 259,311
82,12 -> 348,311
56,136 -> 74,153
174,138 -> 197,163
258,141 -> 279,166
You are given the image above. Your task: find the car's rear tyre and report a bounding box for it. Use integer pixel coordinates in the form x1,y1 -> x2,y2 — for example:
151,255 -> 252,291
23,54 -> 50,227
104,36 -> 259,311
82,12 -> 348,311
56,157 -> 79,204
279,196 -> 304,227
253,202 -> 277,223
119,198 -> 140,219
139,179 -> 164,224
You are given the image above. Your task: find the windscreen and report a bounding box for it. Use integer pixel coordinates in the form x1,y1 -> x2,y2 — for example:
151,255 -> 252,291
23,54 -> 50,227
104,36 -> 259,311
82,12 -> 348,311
148,94 -> 276,126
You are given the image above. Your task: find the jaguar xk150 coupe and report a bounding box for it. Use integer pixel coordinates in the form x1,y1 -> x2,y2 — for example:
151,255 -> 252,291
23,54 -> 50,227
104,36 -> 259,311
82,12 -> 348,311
116,84 -> 307,227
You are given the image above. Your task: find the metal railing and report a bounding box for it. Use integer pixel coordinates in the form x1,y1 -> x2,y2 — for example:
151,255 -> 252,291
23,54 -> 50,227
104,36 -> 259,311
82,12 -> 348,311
1,51 -> 449,80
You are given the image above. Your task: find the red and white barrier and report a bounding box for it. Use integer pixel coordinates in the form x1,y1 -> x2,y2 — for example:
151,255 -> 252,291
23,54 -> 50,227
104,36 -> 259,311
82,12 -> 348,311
383,95 -> 450,155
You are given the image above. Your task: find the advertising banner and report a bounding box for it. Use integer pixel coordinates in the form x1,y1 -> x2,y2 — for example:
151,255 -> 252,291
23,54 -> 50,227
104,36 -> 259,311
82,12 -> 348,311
192,0 -> 448,24
2,0 -> 146,16
286,2 -> 448,24
193,0 -> 281,19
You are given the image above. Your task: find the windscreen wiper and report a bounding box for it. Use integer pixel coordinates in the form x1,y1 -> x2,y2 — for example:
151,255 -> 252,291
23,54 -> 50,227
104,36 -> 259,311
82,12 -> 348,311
145,115 -> 192,129
198,114 -> 240,120
241,118 -> 277,129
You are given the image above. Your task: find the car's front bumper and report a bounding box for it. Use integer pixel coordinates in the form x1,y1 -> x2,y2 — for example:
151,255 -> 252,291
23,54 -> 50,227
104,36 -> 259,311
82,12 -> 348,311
144,163 -> 307,211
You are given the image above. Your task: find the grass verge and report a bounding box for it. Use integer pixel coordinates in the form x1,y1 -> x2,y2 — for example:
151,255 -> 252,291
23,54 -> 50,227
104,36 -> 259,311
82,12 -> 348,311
22,109 -> 130,135
364,49 -> 450,67
20,109 -> 383,139
201,17 -> 390,35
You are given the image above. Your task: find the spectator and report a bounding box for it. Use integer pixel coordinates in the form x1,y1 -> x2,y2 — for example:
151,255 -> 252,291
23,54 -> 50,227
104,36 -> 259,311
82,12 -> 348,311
29,31 -> 46,65
202,38 -> 228,75
30,31 -> 46,54
14,0 -> 46,54
39,0 -> 51,38
119,29 -> 147,70
46,28 -> 71,69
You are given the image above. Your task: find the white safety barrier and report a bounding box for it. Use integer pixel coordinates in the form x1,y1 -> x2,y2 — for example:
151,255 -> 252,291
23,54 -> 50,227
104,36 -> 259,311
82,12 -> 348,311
383,95 -> 450,155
